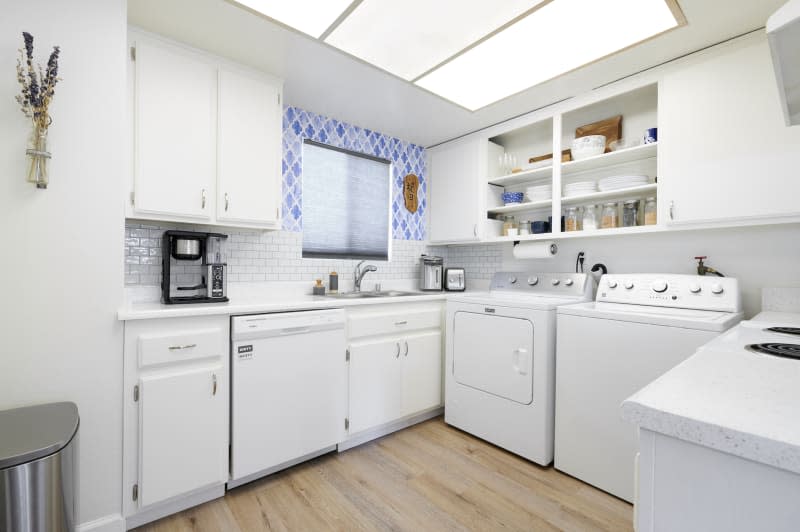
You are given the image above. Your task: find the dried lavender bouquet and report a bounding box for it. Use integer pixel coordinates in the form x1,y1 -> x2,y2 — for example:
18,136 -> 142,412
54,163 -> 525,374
15,32 -> 61,187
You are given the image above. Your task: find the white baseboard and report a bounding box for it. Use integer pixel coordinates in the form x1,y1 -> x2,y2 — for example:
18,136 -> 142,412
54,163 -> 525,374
124,484 -> 225,530
337,407 -> 443,452
227,445 -> 337,490
78,514 -> 125,532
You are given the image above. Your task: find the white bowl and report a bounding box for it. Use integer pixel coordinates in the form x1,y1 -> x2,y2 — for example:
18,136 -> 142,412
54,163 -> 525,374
572,135 -> 606,160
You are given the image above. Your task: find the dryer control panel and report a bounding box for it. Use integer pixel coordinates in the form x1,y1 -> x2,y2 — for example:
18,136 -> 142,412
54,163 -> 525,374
597,274 -> 741,312
490,272 -> 594,299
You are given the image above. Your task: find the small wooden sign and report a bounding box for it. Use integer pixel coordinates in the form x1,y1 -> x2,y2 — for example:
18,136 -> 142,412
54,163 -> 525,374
403,174 -> 419,213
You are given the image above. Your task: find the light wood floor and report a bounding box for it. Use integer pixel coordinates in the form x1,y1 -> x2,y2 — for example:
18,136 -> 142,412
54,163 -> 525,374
134,418 -> 632,532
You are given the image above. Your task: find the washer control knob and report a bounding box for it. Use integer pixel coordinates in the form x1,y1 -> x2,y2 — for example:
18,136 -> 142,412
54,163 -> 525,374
711,283 -> 724,295
508,276 -> 517,284
624,281 -> 635,290
607,280 -> 618,289
551,279 -> 560,286
689,284 -> 702,294
564,279 -> 574,286
651,280 -> 668,293
527,276 -> 539,286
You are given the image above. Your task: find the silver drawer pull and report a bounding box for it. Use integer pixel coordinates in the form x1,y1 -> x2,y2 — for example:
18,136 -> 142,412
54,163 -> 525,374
395,321 -> 408,326
168,343 -> 197,351
212,373 -> 218,396
395,342 -> 401,358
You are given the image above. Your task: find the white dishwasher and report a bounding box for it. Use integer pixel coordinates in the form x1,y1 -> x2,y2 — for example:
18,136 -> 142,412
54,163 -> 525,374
230,309 -> 345,488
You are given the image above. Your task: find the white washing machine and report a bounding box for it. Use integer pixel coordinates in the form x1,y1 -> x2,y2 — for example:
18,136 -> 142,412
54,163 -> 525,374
445,272 -> 594,465
554,273 -> 743,502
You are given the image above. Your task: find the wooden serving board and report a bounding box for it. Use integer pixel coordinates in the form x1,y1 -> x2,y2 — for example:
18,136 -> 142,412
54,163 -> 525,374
575,115 -> 622,153
528,149 -> 572,164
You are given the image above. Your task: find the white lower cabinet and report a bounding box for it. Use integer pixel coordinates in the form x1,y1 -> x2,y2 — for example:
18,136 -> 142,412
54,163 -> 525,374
123,315 -> 229,527
138,364 -> 226,507
402,331 -> 443,416
345,303 -> 444,440
348,337 -> 404,434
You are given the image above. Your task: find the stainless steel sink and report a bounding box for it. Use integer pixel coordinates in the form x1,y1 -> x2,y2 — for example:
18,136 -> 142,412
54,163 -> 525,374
326,290 -> 420,299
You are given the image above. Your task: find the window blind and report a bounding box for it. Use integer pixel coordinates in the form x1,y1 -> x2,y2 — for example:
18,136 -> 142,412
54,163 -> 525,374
301,139 -> 391,260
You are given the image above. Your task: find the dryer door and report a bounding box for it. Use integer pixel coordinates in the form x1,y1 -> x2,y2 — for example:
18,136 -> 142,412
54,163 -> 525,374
452,311 -> 534,404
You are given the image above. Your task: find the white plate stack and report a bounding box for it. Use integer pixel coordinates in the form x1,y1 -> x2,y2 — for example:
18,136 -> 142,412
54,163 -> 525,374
598,175 -> 649,191
525,184 -> 553,202
564,181 -> 597,197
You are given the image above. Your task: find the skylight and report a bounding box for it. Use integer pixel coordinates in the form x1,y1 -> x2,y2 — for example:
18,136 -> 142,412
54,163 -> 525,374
325,0 -> 545,81
230,0 -> 683,111
415,0 -> 682,110
230,0 -> 353,38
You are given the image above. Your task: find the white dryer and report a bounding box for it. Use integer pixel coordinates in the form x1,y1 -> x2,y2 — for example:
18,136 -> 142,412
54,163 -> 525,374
554,273 -> 743,502
445,272 -> 594,465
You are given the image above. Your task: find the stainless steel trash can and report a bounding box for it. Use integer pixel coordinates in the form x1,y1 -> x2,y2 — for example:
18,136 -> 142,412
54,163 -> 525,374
0,402 -> 79,532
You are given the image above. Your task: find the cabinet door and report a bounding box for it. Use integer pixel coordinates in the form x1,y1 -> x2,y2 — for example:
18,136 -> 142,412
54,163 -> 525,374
348,337 -> 403,434
401,330 -> 443,416
659,36 -> 800,225
217,68 -> 282,226
138,364 -> 226,507
133,40 -> 217,220
429,137 -> 483,243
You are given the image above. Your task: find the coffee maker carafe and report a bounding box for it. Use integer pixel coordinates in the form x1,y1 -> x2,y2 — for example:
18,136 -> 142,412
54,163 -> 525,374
162,230 -> 229,304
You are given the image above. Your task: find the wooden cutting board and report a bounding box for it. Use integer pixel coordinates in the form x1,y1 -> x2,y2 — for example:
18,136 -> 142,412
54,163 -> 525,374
575,115 -> 622,153
528,149 -> 572,164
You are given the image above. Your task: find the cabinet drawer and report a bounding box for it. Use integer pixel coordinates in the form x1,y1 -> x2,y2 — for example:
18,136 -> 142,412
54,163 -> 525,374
137,327 -> 225,368
348,304 -> 442,339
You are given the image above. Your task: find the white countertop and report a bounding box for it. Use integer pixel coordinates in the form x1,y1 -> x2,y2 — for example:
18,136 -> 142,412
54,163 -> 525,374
119,290 -> 449,320
622,312 -> 800,474
119,280 -> 492,320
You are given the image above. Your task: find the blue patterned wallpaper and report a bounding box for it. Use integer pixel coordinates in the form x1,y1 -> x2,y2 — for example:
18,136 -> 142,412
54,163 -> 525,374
282,106 -> 427,240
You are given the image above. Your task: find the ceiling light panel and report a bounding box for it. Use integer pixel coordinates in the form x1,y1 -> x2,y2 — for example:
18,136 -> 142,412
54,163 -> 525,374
325,0 -> 545,81
416,0 -> 681,111
230,0 -> 353,38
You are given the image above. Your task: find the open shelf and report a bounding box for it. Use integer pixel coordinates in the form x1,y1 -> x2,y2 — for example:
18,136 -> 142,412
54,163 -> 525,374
488,164 -> 552,186
560,183 -> 657,206
483,224 -> 663,243
561,142 -> 657,177
488,199 -> 552,215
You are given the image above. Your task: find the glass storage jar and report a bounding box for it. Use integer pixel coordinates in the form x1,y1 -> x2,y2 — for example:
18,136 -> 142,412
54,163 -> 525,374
503,215 -> 518,236
582,204 -> 598,230
622,199 -> 640,227
601,202 -> 618,229
644,197 -> 657,225
519,219 -> 531,235
565,207 -> 580,232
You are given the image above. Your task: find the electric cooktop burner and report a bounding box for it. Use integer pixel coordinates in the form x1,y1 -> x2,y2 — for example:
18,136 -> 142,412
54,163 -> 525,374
765,327 -> 800,336
746,343 -> 800,360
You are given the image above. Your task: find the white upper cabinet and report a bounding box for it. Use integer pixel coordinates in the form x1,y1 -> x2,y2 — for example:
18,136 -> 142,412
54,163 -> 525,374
217,67 -> 282,227
128,30 -> 284,229
659,35 -> 800,225
429,137 -> 485,243
133,40 -> 217,220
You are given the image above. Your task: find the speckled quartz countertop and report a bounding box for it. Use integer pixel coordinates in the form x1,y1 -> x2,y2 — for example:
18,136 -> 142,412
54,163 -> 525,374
622,312 -> 800,474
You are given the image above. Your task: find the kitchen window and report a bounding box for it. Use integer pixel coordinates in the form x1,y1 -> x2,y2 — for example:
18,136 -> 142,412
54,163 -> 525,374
301,139 -> 392,260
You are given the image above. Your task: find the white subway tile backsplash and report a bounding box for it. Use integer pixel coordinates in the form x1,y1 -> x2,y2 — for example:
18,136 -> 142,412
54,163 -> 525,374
124,224 -> 503,287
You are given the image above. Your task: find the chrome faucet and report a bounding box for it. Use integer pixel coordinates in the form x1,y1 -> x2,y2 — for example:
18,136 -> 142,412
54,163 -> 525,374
354,260 -> 378,292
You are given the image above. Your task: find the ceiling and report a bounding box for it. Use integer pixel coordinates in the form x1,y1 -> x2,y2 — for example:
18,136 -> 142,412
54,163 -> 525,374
128,0 -> 784,147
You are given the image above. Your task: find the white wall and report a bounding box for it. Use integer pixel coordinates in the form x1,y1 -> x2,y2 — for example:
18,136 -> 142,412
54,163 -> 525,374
0,0 -> 126,528
502,223 -> 800,317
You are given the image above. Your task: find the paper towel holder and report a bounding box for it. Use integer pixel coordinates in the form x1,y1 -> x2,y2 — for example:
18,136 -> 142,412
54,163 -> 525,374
513,241 -> 558,255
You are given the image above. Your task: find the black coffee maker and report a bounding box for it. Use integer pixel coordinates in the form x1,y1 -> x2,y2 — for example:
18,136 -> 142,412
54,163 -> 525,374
161,230 -> 229,304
